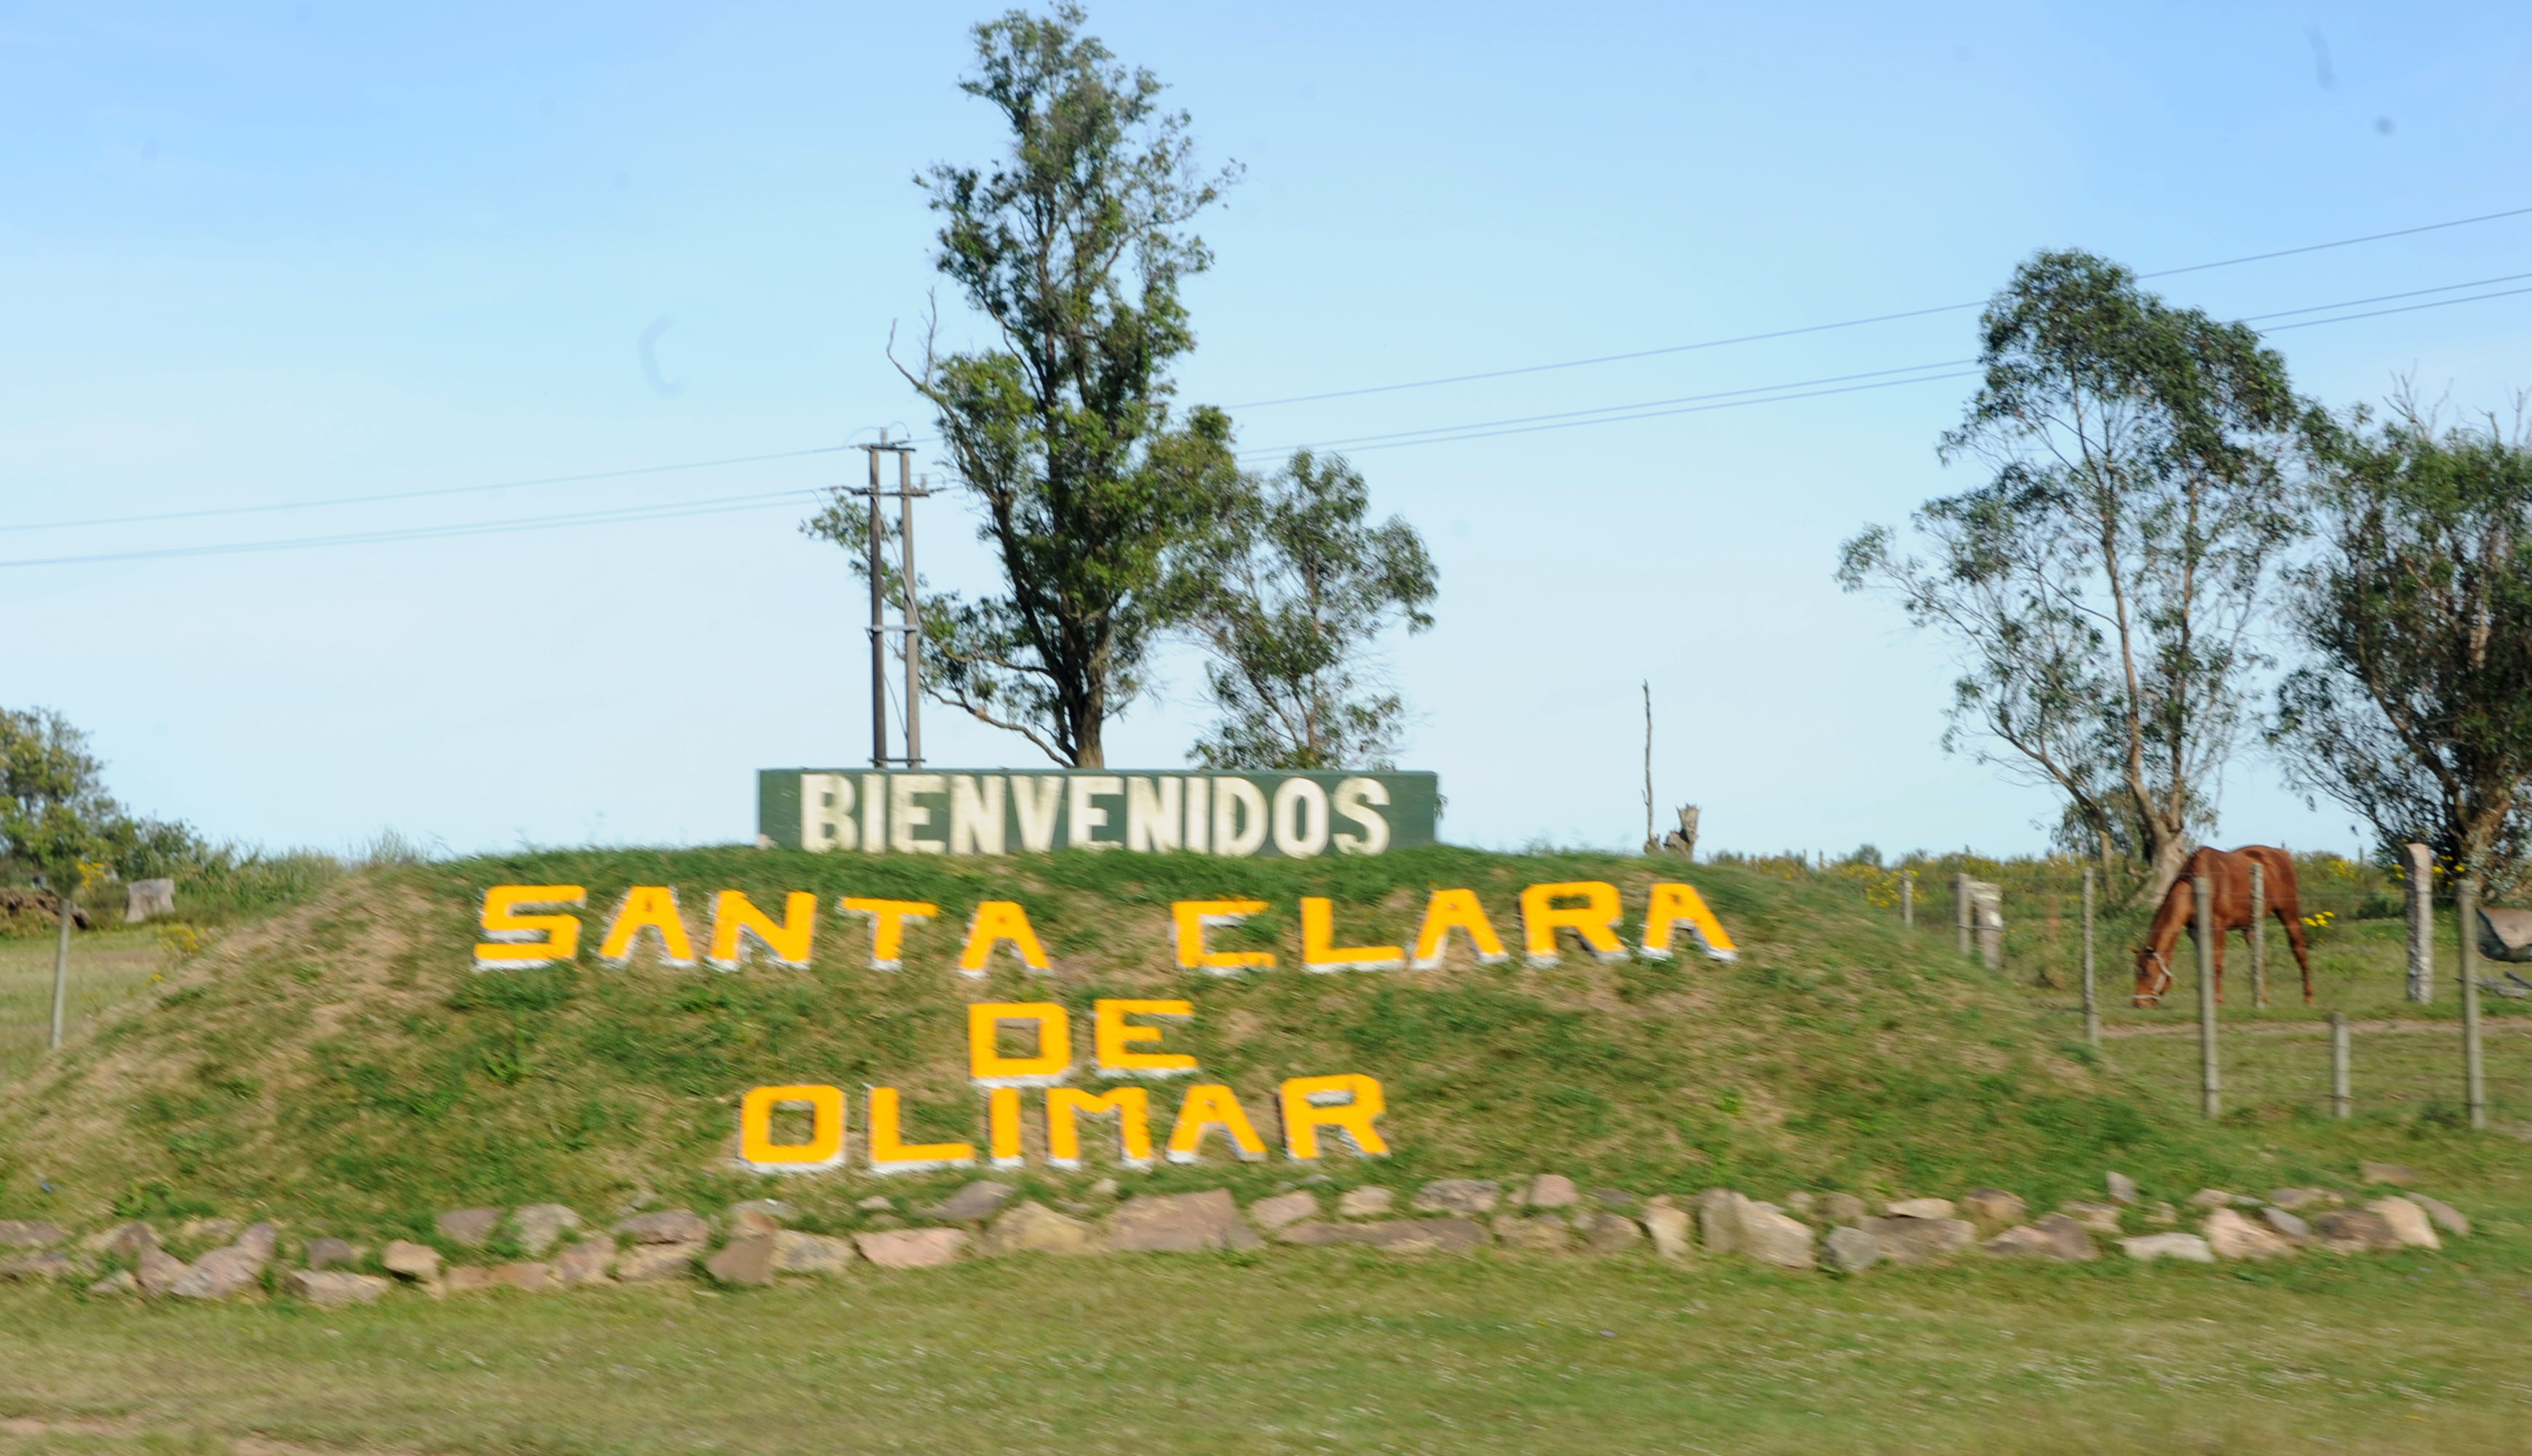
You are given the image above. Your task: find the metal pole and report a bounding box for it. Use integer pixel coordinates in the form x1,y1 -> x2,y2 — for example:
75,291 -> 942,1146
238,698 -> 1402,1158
1956,873 -> 1971,957
2249,860 -> 2267,1010
2196,870 -> 2219,1118
864,440 -> 888,769
2460,873 -> 2485,1131
1640,682 -> 1653,852
2329,1011 -> 2350,1120
899,452 -> 922,770
1900,871 -> 1913,928
2081,866 -> 2099,1048
48,872 -> 72,1050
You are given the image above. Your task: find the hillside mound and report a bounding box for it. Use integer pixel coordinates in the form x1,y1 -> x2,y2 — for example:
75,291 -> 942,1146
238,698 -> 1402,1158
0,846 -> 2217,1241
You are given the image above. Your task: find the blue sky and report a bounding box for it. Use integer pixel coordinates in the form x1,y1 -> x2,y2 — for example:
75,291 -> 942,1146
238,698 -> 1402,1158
4,1 -> 2529,859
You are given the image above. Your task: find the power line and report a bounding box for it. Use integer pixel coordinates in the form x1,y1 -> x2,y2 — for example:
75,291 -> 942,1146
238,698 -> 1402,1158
0,445 -> 848,535
1236,272 -> 2532,460
0,488 -> 822,570
1222,203 -> 2532,410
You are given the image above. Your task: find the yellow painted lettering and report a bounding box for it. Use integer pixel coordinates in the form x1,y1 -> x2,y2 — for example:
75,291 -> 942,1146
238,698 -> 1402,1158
473,885 -> 586,968
598,886 -> 695,966
1520,881 -> 1625,966
1278,1074 -> 1389,1160
956,900 -> 1052,976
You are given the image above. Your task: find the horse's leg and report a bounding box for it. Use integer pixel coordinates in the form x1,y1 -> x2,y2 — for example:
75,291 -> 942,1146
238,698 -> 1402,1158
2281,903 -> 2315,1004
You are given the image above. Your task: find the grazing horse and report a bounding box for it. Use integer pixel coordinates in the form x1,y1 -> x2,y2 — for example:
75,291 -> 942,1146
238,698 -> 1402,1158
2132,846 -> 2315,1008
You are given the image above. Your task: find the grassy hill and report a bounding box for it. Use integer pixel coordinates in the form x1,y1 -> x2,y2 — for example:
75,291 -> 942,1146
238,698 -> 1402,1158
7,844 -> 2500,1246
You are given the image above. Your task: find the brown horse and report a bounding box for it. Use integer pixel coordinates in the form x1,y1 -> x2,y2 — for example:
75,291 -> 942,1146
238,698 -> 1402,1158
2132,845 -> 2315,1007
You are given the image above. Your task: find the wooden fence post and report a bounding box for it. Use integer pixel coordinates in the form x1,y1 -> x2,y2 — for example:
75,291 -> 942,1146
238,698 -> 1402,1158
2460,874 -> 2485,1131
1956,873 -> 1972,957
2196,870 -> 2219,1119
2249,860 -> 2267,1010
2081,867 -> 2100,1048
2329,1011 -> 2350,1120
2405,842 -> 2435,1003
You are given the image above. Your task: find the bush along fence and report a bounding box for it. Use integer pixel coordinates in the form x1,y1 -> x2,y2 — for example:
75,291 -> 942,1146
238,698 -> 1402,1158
0,1160 -> 2474,1305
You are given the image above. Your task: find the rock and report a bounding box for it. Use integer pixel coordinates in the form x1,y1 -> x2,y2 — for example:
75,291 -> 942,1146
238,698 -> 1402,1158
1247,1192 -> 1320,1232
382,1240 -> 442,1282
0,1220 -> 69,1247
981,1201 -> 1101,1257
1337,1187 -> 1394,1218
87,1270 -> 139,1296
2185,1189 -> 2234,1212
1883,1197 -> 1956,1221
1522,1174 -> 1579,1209
514,1204 -> 580,1256
493,1261 -> 552,1292
855,1229 -> 968,1269
2106,1171 -> 2140,1205
1860,1216 -> 1976,1266
1821,1226 -> 1884,1272
706,1237 -> 780,1287
169,1245 -> 266,1299
1962,1189 -> 2027,1230
125,878 -> 177,923
1705,1194 -> 1816,1269
2267,1187 -> 2340,1211
1579,1212 -> 1644,1255
2368,1197 -> 2441,1250
727,1202 -> 787,1239
236,1223 -> 278,1261
2311,1208 -> 2404,1253
1592,1189 -> 1640,1213
616,1242 -> 702,1282
2120,1232 -> 2216,1263
615,1209 -> 711,1245
1642,1200 -> 1693,1261
771,1231 -> 858,1274
85,1222 -> 159,1258
1279,1218 -> 1486,1253
1983,1214 -> 2096,1262
1491,1214 -> 1571,1252
1819,1192 -> 1869,1227
1411,1180 -> 1501,1216
1110,1190 -> 1262,1253
2059,1202 -> 2124,1235
1781,1191 -> 1816,1218
135,1248 -> 188,1297
2359,1162 -> 2419,1188
435,1207 -> 501,1247
2145,1203 -> 2179,1229
1086,1178 -> 1120,1200
858,1195 -> 896,1212
2262,1208 -> 2310,1240
288,1270 -> 391,1306
926,1181 -> 1017,1224
2410,1194 -> 2470,1239
444,1266 -> 501,1293
305,1237 -> 357,1270
180,1218 -> 241,1246
2204,1209 -> 2296,1261
555,1238 -> 616,1286
0,1253 -> 76,1282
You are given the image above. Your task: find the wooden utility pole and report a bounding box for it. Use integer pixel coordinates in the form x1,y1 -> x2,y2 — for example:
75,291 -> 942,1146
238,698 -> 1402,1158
857,435 -> 927,769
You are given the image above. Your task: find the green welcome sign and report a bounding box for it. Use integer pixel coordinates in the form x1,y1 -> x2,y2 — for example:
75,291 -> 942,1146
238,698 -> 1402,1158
757,769 -> 1440,858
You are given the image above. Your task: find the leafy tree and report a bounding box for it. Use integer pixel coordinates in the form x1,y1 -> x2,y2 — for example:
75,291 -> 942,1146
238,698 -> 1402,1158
1165,449 -> 1436,769
2272,399 -> 2532,894
0,707 -> 124,894
822,3 -> 1243,767
1839,251 -> 2318,896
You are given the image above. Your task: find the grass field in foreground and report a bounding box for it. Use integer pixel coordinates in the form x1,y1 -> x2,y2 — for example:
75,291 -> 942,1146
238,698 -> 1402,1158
2,1250 -> 2530,1455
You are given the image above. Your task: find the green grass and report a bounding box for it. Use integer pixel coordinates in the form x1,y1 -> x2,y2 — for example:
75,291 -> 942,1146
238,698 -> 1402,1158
0,931 -> 165,1085
3,1250 -> 2531,1454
